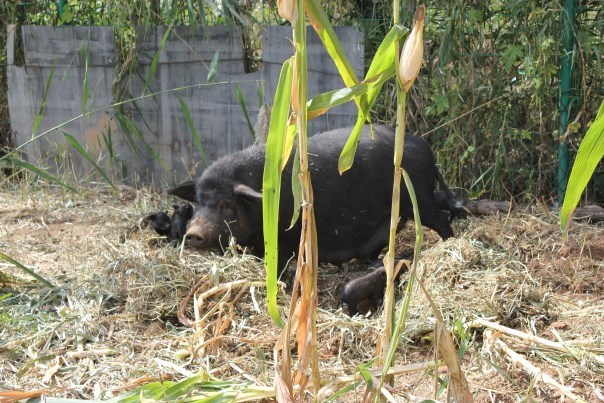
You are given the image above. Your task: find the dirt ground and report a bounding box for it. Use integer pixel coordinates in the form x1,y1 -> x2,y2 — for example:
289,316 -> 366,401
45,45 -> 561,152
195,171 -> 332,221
1,183 -> 603,402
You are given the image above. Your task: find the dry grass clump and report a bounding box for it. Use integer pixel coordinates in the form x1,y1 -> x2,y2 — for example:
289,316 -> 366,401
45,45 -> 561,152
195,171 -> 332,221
84,243 -> 267,322
1,183 -> 603,401
401,238 -> 557,339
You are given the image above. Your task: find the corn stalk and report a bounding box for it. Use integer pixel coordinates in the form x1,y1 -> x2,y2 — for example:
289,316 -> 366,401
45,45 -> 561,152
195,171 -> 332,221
380,3 -> 426,367
272,0 -> 320,399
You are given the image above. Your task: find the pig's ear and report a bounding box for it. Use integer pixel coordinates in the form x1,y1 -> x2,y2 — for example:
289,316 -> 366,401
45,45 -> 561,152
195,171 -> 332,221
233,183 -> 262,200
167,181 -> 197,203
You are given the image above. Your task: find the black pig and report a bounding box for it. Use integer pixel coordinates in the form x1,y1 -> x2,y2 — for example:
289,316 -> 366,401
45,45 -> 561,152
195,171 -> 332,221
148,211 -> 171,237
168,125 -> 459,270
340,267 -> 387,316
169,203 -> 194,244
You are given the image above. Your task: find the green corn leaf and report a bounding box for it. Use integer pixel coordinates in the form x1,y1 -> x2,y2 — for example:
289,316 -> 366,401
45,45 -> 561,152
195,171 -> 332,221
177,95 -> 207,163
381,169 -> 424,379
337,113 -> 366,175
306,68 -> 395,119
0,253 -> 55,288
289,146 -> 302,229
235,83 -> 255,140
262,57 -> 293,328
338,25 -> 408,174
364,24 -> 408,105
207,49 -> 220,84
560,100 -> 604,236
32,64 -> 56,137
143,26 -> 172,96
62,131 -> 116,190
8,155 -> 79,194
304,0 -> 359,88
281,123 -> 297,171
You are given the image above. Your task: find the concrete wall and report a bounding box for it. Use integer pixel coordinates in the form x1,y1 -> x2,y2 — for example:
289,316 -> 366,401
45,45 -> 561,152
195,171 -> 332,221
7,25 -> 364,186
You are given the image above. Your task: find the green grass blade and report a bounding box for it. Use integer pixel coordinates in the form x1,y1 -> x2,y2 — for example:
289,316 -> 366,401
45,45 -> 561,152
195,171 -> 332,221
81,35 -> 91,112
177,95 -> 207,163
8,155 -> 79,194
262,57 -> 293,328
142,26 -> 172,96
116,111 -> 167,171
186,0 -> 196,33
0,253 -> 55,288
32,64 -> 56,137
197,0 -> 208,38
115,110 -> 141,157
102,125 -> 114,159
235,83 -> 255,140
62,131 -> 116,190
257,82 -> 264,106
560,99 -> 604,236
221,0 -> 250,26
207,49 -> 220,84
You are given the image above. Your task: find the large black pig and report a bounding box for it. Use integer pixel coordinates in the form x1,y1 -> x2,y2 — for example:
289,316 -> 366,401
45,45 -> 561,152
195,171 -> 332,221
168,125 -> 462,270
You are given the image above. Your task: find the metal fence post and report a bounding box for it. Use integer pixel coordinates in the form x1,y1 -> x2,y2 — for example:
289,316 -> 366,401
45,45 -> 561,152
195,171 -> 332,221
557,0 -> 576,204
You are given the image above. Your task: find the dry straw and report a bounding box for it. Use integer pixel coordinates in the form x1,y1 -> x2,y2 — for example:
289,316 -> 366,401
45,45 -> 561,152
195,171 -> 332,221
1,184 -> 602,400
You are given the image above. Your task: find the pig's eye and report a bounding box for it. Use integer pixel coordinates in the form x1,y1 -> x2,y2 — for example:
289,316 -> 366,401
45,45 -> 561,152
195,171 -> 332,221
219,200 -> 236,216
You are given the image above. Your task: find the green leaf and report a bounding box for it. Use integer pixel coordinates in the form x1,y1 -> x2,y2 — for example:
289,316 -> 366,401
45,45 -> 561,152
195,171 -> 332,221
306,68 -> 394,119
501,44 -> 524,71
364,25 -> 407,105
0,253 -> 55,288
337,113 -> 367,175
304,0 -> 359,88
207,49 -> 220,84
262,58 -> 293,328
289,146 -> 302,229
32,64 -> 56,137
177,95 -> 207,163
235,83 -> 255,140
8,155 -> 79,194
115,110 -> 141,157
62,131 -> 116,190
197,0 -> 208,39
560,99 -> 604,236
116,112 -> 168,171
81,38 -> 91,112
337,25 -> 408,174
143,26 -> 172,96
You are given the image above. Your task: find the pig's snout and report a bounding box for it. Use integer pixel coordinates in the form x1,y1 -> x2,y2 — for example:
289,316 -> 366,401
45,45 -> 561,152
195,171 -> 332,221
185,216 -> 215,249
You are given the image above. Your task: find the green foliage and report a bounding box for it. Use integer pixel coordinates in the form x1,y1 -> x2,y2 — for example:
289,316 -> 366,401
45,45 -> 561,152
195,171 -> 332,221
0,253 -> 55,288
356,0 -> 603,202
560,100 -> 604,235
262,57 -> 293,328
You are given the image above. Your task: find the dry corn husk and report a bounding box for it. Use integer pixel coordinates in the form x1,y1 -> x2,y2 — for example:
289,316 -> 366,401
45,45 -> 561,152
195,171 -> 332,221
278,0 -> 297,23
398,5 -> 426,92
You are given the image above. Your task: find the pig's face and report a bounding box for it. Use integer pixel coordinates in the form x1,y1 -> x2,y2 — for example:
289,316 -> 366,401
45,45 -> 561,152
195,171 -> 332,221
168,178 -> 262,250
